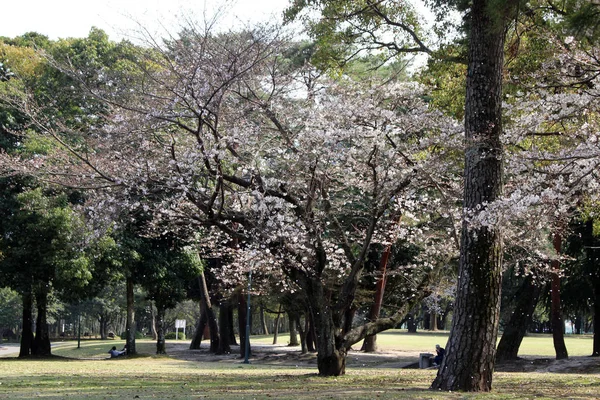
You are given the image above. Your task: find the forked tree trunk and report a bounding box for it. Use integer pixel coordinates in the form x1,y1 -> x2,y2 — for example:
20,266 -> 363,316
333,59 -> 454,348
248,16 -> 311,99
190,273 -> 220,352
125,277 -> 136,355
33,284 -> 51,356
19,291 -> 34,357
496,275 -> 542,362
156,305 -> 167,354
431,0 -> 512,391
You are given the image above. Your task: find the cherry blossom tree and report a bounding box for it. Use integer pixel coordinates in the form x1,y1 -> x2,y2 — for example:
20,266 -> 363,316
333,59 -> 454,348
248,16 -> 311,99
1,19 -> 463,375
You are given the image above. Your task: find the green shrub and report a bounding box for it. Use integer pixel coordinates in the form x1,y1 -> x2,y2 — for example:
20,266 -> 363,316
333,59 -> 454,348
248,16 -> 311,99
164,332 -> 186,340
119,331 -> 144,340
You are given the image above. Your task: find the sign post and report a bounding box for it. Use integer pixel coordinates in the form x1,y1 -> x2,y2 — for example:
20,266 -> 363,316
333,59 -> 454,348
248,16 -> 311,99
175,319 -> 186,340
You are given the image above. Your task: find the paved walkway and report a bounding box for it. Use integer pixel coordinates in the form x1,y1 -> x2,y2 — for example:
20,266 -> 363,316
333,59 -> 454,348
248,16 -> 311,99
0,344 -> 20,357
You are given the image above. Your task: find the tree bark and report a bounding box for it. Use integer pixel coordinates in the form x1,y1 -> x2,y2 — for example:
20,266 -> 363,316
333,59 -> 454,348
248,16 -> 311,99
551,232 -> 568,360
33,284 -> 51,356
288,312 -> 300,346
272,304 -> 282,345
431,0 -> 513,391
156,305 -> 167,354
217,301 -> 232,354
19,291 -> 34,357
125,277 -> 136,355
363,244 -> 391,352
496,275 -> 542,362
406,313 -> 417,333
190,302 -> 208,349
260,304 -> 269,335
237,290 -> 251,359
429,312 -> 438,331
150,302 -> 158,341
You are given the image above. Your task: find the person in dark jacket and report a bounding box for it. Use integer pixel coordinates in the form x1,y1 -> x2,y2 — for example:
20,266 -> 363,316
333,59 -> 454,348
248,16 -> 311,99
433,344 -> 445,366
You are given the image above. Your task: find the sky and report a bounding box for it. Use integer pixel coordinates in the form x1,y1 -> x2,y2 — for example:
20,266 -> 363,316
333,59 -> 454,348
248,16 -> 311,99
1,0 -> 290,41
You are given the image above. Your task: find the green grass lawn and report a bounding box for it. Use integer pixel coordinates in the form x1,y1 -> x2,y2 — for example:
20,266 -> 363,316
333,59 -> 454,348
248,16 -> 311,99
254,329 -> 595,357
1,332 -> 598,399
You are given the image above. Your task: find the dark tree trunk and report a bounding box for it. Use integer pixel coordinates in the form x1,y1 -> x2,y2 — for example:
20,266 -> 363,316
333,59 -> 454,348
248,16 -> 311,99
33,284 -> 51,356
19,291 -> 34,357
190,303 -> 208,350
260,304 -> 269,335
99,314 -> 108,340
217,301 -> 231,354
496,275 -> 541,362
574,315 -> 583,335
237,290 -> 251,359
306,278 -> 346,376
288,312 -> 299,346
272,304 -> 282,345
432,0 -> 513,391
156,305 -> 167,354
227,303 -> 237,346
125,277 -> 136,355
429,312 -> 438,331
551,233 -> 568,360
406,313 -> 417,333
306,311 -> 316,352
297,314 -> 308,354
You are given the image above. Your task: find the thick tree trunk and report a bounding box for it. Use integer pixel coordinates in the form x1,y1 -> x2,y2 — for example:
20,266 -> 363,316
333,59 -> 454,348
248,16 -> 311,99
125,277 -> 136,355
33,284 -> 51,356
432,0 -> 511,391
19,291 -> 34,357
496,276 -> 541,362
306,278 -> 346,376
156,305 -> 166,354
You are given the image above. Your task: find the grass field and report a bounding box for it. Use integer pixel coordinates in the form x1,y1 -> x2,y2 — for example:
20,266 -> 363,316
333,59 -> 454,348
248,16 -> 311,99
1,331 -> 598,399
